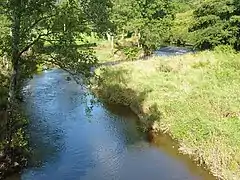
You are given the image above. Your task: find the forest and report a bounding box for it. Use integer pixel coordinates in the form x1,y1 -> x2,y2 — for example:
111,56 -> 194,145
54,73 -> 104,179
0,0 -> 240,179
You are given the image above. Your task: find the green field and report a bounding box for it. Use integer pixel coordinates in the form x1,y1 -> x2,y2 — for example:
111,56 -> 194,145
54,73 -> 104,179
94,47 -> 240,180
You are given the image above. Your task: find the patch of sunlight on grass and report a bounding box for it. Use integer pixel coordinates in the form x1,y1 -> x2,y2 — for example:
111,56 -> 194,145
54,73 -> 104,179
94,40 -> 123,63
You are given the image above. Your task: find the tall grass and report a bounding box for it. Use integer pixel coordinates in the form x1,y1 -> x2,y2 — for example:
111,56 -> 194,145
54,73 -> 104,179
94,48 -> 240,180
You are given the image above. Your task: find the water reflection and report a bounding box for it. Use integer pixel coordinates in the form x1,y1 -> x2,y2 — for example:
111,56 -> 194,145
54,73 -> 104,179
16,69 -> 216,180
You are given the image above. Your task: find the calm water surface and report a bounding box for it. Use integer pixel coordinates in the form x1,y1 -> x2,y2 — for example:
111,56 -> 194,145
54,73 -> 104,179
8,69 -> 215,180
155,46 -> 193,56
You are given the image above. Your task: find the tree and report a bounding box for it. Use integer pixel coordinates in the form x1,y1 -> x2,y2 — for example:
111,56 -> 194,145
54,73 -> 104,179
189,0 -> 240,50
0,0 -> 111,151
111,0 -> 175,55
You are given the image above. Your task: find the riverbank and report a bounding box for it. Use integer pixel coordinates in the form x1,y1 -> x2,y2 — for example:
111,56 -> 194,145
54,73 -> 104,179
0,61 -> 28,179
0,109 -> 28,179
93,47 -> 240,180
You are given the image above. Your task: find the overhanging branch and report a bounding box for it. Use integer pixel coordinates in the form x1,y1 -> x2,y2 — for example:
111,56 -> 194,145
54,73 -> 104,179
18,35 -> 42,57
24,14 -> 56,34
18,32 -> 55,57
48,55 -> 82,84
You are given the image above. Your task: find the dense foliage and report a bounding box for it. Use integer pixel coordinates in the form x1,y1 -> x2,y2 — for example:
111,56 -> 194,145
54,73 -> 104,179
189,0 -> 240,50
109,0 -> 240,53
111,0 -> 175,55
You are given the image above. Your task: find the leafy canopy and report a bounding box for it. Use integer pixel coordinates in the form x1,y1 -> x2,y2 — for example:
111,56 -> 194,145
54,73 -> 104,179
190,0 -> 240,50
0,0 -> 112,81
111,0 -> 175,55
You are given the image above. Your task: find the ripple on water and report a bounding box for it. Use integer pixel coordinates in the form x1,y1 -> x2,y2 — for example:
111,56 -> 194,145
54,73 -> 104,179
17,69 -> 216,180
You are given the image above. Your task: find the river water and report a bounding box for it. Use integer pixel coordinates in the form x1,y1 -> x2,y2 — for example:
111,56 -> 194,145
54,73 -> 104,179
154,46 -> 193,56
5,68 -> 217,180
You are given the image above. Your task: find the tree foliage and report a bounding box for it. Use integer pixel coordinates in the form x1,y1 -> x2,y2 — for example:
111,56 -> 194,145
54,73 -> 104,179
1,0 -> 112,79
190,0 -> 240,50
0,0 -> 112,163
111,0 -> 175,55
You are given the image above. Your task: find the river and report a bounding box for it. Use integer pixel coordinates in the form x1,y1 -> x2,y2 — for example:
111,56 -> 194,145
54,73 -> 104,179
5,67 -> 216,180
154,46 -> 193,56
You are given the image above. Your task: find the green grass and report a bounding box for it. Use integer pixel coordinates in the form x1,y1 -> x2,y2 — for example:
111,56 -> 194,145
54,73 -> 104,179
94,48 -> 240,180
94,40 -> 117,63
94,40 -> 130,63
76,35 -> 123,64
95,39 -> 144,63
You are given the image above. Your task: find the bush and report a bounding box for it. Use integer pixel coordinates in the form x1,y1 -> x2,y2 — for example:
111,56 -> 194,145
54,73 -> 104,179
190,0 -> 240,50
114,38 -> 143,61
214,45 -> 236,54
122,46 -> 142,61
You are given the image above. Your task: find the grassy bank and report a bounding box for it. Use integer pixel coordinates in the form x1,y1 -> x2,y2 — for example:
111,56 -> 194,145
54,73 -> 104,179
93,47 -> 240,180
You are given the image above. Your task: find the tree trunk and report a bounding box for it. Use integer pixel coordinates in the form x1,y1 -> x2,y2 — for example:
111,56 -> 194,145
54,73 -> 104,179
106,32 -> 111,41
6,0 -> 21,150
137,32 -> 141,48
64,23 -> 66,32
121,31 -> 124,40
111,36 -> 114,54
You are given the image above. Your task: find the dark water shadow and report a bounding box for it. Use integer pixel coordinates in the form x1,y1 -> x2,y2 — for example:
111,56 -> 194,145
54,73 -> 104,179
150,134 -> 216,180
97,67 -> 216,180
19,69 -> 150,180
97,67 -> 163,130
